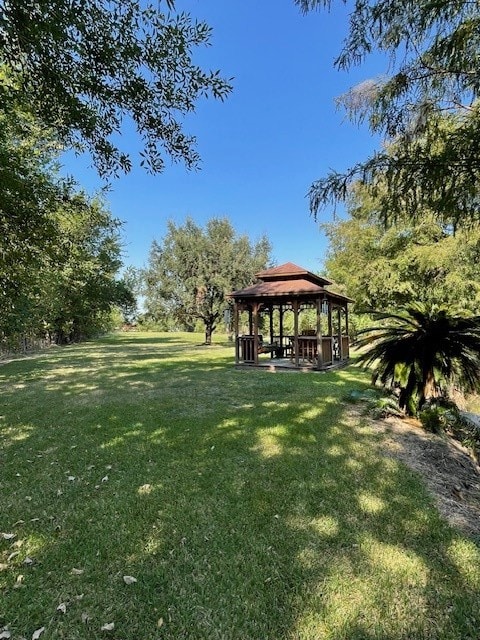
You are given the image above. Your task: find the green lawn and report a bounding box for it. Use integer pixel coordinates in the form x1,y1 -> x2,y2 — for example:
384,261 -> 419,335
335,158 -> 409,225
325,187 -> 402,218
1,332 -> 479,640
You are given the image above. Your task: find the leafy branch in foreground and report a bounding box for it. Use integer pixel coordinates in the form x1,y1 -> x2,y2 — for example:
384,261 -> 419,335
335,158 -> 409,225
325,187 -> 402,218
356,305 -> 480,415
0,0 -> 232,176
294,0 -> 480,226
309,111 -> 480,226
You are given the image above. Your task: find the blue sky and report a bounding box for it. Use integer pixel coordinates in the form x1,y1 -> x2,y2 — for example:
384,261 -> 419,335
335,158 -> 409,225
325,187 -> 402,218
62,0 -> 386,275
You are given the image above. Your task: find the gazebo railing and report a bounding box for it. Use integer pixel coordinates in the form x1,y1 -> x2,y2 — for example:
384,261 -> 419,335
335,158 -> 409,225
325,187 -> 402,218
237,335 -> 280,363
236,334 -> 349,368
322,337 -> 333,364
291,336 -> 349,366
238,335 -> 256,363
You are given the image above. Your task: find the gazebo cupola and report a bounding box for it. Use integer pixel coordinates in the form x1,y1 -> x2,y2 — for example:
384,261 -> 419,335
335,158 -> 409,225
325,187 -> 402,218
230,262 -> 352,370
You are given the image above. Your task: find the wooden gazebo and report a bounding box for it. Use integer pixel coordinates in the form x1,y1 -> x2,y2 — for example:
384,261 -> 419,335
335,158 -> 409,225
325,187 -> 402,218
230,262 -> 352,371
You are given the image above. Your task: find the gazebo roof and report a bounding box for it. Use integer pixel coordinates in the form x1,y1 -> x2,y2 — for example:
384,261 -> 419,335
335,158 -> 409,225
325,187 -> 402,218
255,262 -> 332,286
230,262 -> 352,304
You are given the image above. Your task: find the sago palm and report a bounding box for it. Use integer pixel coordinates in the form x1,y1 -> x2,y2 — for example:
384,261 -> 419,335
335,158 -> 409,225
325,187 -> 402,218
356,304 -> 480,415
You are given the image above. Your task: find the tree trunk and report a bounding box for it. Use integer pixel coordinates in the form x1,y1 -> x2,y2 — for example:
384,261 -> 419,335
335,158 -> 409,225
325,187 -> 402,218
204,322 -> 214,345
399,368 -> 419,416
421,369 -> 438,406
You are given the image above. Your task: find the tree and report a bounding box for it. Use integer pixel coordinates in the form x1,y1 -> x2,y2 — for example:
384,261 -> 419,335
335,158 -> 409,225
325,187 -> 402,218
1,185 -> 132,345
0,1 -> 232,176
0,78 -> 66,339
41,194 -> 130,343
295,0 -> 480,226
144,217 -> 272,344
356,305 -> 480,415
321,186 -> 480,319
0,91 -> 133,347
119,266 -> 142,323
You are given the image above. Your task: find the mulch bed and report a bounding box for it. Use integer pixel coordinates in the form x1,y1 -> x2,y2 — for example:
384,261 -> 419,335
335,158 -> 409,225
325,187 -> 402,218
351,406 -> 480,539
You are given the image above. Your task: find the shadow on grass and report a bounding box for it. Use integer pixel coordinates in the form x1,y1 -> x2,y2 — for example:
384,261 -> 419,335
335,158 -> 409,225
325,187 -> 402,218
98,333 -> 192,345
0,335 -> 479,639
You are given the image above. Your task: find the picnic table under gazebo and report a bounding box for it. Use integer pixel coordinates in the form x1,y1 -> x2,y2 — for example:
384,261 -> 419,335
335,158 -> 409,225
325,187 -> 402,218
230,262 -> 352,371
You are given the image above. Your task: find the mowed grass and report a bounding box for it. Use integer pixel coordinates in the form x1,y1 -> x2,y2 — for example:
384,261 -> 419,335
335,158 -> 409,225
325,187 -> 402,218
1,332 -> 479,640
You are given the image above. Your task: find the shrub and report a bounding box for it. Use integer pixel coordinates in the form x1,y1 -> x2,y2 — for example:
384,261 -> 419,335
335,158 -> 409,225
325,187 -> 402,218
419,400 -> 459,434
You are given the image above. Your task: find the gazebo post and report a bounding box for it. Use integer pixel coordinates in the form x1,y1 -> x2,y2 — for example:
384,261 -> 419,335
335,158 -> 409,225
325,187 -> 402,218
293,299 -> 299,367
327,300 -> 333,363
253,302 -> 260,365
268,306 -> 274,358
337,306 -> 343,360
344,303 -> 349,359
279,304 -> 284,354
316,297 -> 323,370
234,302 -> 240,364
248,307 -> 253,335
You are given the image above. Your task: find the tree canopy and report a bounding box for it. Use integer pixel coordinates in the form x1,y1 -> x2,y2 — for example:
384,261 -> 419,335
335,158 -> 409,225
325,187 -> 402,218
0,0 -> 232,176
295,0 -> 480,226
321,185 -> 480,334
144,218 -> 271,343
0,90 -> 133,349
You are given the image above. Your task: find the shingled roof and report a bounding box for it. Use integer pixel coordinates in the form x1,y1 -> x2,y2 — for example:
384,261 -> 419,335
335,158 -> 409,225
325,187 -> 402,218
255,262 -> 332,286
231,262 -> 352,303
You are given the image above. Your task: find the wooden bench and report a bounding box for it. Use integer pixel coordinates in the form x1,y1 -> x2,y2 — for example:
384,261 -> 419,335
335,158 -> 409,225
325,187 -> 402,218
258,342 -> 278,355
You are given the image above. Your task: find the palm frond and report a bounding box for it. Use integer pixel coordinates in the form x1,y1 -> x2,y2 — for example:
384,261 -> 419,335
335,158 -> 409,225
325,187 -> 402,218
355,304 -> 480,415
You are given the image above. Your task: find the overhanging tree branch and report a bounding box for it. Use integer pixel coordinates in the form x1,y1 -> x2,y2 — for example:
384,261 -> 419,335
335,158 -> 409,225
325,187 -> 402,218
0,0 -> 233,176
295,0 -> 480,226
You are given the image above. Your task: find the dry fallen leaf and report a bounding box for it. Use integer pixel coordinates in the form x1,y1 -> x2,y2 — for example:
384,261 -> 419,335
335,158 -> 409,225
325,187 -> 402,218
101,475 -> 109,483
100,622 -> 114,631
71,568 -> 84,575
1,533 -> 16,540
123,575 -> 137,585
157,618 -> 164,628
7,551 -> 19,561
57,602 -> 67,614
14,574 -> 24,588
32,627 -> 45,640
105,465 -> 112,470
81,613 -> 89,624
23,557 -> 34,565
0,564 -> 8,571
0,629 -> 12,639
68,476 -> 75,481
